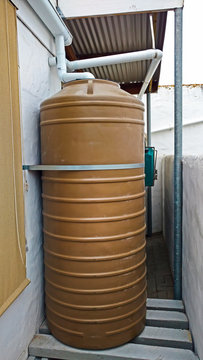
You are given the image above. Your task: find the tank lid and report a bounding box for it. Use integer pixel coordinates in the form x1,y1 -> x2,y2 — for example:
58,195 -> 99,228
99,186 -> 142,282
40,78 -> 144,109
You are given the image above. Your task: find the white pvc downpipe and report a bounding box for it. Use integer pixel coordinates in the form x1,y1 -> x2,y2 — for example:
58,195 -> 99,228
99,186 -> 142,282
27,0 -> 72,45
138,55 -> 161,99
63,49 -> 162,98
27,0 -> 94,82
66,49 -> 162,72
27,0 -> 162,95
55,35 -> 94,82
150,14 -> 156,50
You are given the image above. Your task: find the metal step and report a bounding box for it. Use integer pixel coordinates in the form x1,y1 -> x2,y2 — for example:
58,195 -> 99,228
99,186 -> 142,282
29,334 -> 198,360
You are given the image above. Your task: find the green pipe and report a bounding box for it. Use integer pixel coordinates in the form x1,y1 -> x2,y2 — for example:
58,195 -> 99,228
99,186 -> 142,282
147,93 -> 152,237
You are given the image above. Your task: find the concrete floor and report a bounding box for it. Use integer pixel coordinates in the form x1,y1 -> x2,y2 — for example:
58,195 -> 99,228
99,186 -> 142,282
146,233 -> 174,299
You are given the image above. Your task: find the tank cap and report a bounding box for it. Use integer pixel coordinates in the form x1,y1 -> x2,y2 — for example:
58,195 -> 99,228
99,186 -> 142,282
87,80 -> 94,95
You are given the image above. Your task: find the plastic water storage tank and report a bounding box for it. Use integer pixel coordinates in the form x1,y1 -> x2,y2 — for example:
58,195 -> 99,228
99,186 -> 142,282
40,79 -> 146,349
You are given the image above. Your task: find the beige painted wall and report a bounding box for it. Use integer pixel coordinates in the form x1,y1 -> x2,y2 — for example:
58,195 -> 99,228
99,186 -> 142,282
162,155 -> 203,359
0,0 -> 29,316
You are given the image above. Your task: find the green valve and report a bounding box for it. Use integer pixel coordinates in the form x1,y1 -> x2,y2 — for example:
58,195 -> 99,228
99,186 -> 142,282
145,147 -> 157,186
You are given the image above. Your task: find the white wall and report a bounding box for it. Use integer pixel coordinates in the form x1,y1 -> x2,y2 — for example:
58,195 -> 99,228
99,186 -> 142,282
0,2 -> 60,360
162,156 -> 203,360
150,85 -> 203,155
152,121 -> 203,156
148,85 -> 203,233
182,156 -> 203,360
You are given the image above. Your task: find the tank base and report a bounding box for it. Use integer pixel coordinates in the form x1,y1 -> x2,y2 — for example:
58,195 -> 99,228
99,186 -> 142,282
47,316 -> 146,350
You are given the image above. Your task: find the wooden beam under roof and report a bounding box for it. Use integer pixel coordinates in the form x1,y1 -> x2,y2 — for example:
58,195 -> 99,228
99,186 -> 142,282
65,45 -> 83,72
65,45 -> 78,61
120,81 -> 159,94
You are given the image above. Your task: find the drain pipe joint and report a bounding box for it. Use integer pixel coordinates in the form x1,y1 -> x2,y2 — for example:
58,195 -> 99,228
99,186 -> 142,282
55,35 -> 95,83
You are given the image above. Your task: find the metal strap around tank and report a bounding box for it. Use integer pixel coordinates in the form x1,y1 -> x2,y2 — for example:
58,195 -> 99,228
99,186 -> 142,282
22,163 -> 144,171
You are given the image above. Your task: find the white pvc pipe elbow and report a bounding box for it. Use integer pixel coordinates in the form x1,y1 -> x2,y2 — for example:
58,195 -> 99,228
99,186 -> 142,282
55,35 -> 95,83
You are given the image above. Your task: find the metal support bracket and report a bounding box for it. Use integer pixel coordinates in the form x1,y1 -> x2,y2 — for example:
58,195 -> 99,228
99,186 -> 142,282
22,163 -> 145,171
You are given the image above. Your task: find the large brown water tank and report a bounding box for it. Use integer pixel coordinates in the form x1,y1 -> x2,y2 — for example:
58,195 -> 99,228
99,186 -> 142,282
40,79 -> 146,349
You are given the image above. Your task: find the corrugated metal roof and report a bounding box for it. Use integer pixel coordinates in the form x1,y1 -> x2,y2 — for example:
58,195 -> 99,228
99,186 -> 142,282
65,12 -> 167,93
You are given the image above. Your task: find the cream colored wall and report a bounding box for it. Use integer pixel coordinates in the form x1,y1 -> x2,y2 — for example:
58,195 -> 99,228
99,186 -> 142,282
182,156 -> 203,360
0,0 -> 29,317
162,156 -> 203,360
0,1 -> 60,359
144,85 -> 203,234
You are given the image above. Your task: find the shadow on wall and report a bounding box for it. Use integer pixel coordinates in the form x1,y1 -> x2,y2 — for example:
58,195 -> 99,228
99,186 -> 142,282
162,155 -> 174,276
162,155 -> 203,359
151,156 -> 163,234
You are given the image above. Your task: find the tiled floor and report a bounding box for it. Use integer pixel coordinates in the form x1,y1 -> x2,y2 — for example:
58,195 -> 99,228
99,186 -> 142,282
146,233 -> 174,299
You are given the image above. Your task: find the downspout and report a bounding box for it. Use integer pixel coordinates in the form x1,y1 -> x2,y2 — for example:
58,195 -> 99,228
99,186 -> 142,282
54,35 -> 94,82
64,49 -> 163,97
27,0 -> 163,95
27,0 -> 94,82
26,0 -> 72,45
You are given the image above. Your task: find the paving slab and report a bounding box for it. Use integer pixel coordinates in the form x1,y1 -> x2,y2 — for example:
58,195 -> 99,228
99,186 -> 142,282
29,334 -> 198,360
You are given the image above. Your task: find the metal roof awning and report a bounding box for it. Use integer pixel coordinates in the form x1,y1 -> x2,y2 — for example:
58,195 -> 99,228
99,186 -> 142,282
55,0 -> 177,94
64,12 -> 167,94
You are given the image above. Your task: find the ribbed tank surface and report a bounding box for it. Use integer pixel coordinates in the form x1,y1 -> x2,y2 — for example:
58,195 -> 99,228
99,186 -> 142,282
40,79 -> 146,349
